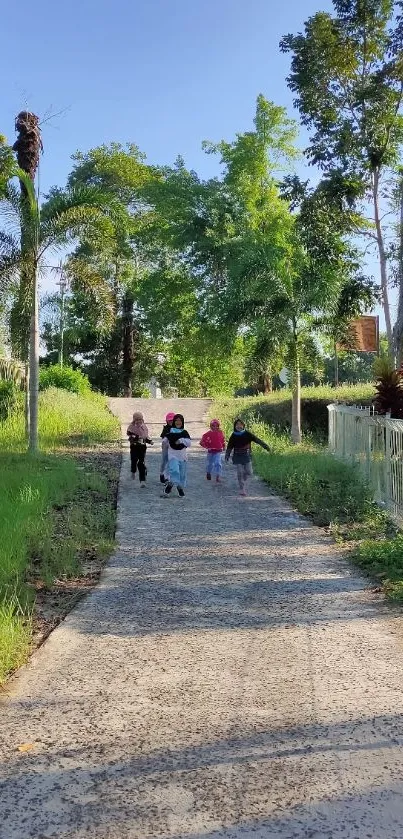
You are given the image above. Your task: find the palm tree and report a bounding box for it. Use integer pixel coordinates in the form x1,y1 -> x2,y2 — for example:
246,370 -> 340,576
0,172 -> 106,452
10,112 -> 43,361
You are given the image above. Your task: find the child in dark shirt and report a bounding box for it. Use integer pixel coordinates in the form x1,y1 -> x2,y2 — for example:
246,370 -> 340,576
225,418 -> 270,496
162,413 -> 191,498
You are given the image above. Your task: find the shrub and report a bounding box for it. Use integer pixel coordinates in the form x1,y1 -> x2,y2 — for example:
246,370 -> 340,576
0,380 -> 19,421
39,365 -> 91,396
373,357 -> 403,418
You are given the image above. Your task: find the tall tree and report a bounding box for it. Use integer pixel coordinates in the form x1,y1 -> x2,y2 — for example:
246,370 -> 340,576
10,112 -> 43,362
281,0 -> 403,356
199,99 -> 361,441
65,143 -> 155,395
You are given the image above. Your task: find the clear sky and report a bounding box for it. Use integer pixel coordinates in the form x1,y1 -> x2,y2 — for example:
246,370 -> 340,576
2,0 -> 334,192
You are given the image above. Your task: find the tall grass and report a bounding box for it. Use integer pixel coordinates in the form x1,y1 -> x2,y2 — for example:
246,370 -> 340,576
217,384 -> 375,441
229,383 -> 375,407
213,392 -> 403,600
0,388 -> 119,683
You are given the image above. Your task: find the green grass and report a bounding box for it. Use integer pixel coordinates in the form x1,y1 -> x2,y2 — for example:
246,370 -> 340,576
218,384 -> 375,441
215,400 -> 378,528
0,594 -> 32,684
233,383 -> 375,406
352,536 -> 403,601
212,393 -> 403,602
0,388 -> 120,683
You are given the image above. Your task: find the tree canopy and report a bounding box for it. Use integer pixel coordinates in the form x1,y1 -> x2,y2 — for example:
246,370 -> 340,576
0,71 -> 389,436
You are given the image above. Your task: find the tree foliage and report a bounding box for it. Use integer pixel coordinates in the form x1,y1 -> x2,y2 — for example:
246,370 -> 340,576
281,0 -> 403,354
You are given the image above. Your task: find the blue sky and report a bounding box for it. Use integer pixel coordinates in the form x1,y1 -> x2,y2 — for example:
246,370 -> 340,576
2,0 -> 333,191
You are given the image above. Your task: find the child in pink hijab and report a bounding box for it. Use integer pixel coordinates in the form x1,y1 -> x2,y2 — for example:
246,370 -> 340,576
126,411 -> 153,487
159,411 -> 176,484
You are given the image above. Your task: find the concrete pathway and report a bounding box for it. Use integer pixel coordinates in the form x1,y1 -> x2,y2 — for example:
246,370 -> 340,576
2,398 -> 403,838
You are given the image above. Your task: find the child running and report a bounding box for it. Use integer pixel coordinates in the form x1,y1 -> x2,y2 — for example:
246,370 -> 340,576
159,411 -> 175,484
162,413 -> 191,498
225,418 -> 270,496
199,418 -> 226,483
126,411 -> 153,487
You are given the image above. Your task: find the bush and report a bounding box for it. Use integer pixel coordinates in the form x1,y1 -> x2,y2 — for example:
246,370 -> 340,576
39,364 -> 91,396
0,380 -> 19,421
373,356 -> 403,418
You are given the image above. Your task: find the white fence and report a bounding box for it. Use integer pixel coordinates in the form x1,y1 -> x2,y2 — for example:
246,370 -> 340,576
328,404 -> 403,524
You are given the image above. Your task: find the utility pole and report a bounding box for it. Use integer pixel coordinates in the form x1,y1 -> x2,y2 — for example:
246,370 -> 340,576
56,264 -> 68,368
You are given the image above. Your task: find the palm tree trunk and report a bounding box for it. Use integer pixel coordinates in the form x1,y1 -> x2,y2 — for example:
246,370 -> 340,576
291,332 -> 301,444
11,112 -> 42,363
12,112 -> 42,447
373,168 -> 393,358
29,265 -> 39,453
257,371 -> 272,393
25,362 -> 30,440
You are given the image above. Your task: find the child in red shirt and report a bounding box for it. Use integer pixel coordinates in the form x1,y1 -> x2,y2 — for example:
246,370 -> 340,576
200,419 -> 226,482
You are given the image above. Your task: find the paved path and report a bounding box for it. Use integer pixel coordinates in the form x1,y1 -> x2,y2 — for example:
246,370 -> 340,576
2,398 -> 403,838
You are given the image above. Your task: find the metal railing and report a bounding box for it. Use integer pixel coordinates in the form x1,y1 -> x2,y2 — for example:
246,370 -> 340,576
328,403 -> 403,524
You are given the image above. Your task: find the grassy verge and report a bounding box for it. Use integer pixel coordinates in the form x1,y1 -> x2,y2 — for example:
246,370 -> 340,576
219,384 -> 375,441
212,394 -> 403,602
0,388 -> 120,684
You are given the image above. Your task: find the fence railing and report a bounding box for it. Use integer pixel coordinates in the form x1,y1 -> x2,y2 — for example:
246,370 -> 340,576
328,403 -> 403,524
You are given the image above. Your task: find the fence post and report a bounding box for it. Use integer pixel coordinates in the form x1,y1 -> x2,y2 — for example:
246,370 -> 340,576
366,419 -> 371,482
385,422 -> 392,514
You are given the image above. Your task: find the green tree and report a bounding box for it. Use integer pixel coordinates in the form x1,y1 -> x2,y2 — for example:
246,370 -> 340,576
281,1 -> 403,356
62,143 -> 157,395
200,99 -> 359,441
0,136 -> 15,199
243,320 -> 285,394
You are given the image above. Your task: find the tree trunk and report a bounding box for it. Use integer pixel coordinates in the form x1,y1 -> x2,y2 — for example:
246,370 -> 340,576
373,168 -> 394,357
121,288 -> 134,397
25,361 -> 30,441
393,174 -> 403,365
291,335 -> 301,444
257,371 -> 272,394
334,341 -> 339,388
28,265 -> 39,453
